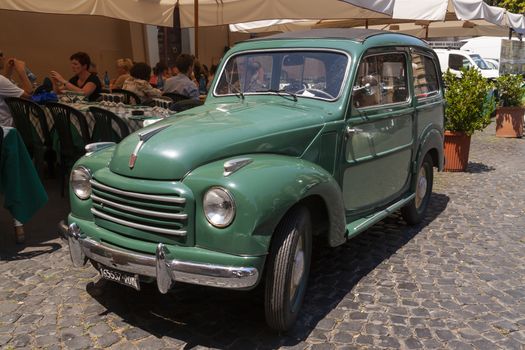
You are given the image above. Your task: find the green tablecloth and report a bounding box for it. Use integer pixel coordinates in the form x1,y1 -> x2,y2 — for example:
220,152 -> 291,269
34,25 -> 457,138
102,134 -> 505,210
0,127 -> 48,223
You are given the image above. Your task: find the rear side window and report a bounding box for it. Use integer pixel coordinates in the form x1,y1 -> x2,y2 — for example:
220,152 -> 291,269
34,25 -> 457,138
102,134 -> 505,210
449,54 -> 471,70
412,53 -> 440,99
353,53 -> 408,108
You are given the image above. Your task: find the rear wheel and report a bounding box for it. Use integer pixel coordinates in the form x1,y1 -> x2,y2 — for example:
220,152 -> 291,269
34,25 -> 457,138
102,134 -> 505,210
265,206 -> 312,331
401,154 -> 434,224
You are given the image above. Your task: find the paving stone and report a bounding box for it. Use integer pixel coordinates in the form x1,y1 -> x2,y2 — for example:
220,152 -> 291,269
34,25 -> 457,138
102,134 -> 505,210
10,333 -> 30,347
0,335 -> 12,346
35,335 -> 59,347
123,327 -> 150,341
96,332 -> 120,348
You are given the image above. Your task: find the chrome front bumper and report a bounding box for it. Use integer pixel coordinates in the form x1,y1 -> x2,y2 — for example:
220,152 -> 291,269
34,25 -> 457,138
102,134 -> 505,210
62,222 -> 259,293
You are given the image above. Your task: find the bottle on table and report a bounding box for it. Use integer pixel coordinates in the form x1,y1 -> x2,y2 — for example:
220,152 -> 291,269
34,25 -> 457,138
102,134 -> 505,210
157,74 -> 164,90
104,71 -> 110,90
25,67 -> 37,89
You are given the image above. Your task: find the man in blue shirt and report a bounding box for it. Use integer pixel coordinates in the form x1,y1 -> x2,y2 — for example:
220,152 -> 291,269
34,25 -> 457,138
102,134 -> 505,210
164,54 -> 199,100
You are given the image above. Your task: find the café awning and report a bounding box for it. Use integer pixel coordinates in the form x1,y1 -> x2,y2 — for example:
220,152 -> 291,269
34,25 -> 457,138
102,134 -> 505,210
0,0 -> 177,27
177,0 -> 391,28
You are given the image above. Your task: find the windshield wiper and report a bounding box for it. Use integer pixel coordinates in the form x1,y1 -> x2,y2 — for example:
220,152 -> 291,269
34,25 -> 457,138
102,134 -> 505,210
255,89 -> 297,102
228,82 -> 244,100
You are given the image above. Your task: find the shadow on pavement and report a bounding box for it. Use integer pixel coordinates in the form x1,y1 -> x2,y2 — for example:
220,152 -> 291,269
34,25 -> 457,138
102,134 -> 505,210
0,242 -> 62,261
0,177 -> 69,256
85,192 -> 450,348
466,162 -> 495,173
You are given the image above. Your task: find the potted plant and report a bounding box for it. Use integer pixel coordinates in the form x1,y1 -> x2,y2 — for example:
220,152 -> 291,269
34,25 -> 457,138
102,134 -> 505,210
443,67 -> 494,171
494,74 -> 525,138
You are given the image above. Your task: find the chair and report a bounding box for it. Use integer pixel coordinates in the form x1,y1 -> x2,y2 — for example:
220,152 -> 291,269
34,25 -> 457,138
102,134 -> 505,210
111,89 -> 141,105
162,92 -> 190,103
89,107 -> 130,143
5,97 -> 55,176
45,102 -> 91,196
171,99 -> 204,112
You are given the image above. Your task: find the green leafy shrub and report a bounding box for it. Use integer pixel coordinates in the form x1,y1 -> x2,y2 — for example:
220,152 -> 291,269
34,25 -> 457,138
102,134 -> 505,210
494,74 -> 525,107
443,67 -> 495,136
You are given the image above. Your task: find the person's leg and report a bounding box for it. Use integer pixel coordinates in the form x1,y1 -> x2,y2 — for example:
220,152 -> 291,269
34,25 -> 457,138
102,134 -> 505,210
14,219 -> 25,244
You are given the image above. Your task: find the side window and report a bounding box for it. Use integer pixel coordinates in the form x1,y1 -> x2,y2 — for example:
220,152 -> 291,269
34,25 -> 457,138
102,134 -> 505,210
449,54 -> 471,70
353,53 -> 408,108
412,53 -> 440,99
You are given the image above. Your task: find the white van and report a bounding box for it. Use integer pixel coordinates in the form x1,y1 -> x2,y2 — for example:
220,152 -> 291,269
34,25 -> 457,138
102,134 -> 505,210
434,49 -> 499,79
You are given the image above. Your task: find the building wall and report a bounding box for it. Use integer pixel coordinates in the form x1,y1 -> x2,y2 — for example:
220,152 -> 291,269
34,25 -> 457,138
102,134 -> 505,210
0,10 -> 140,85
192,26 -> 251,69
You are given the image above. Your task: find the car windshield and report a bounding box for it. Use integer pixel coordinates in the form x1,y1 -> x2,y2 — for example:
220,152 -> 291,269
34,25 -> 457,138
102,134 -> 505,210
214,51 -> 349,101
470,54 -> 490,70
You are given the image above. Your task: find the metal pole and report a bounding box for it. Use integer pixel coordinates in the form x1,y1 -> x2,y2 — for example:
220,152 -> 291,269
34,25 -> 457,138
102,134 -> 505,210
194,0 -> 199,57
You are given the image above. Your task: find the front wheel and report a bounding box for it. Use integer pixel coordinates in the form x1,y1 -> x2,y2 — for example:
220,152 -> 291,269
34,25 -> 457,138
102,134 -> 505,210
401,154 -> 434,224
265,206 -> 312,331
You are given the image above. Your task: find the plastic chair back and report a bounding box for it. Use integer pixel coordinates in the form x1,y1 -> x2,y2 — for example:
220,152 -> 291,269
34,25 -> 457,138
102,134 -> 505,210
89,106 -> 130,143
111,89 -> 141,105
44,102 -> 90,157
5,97 -> 52,156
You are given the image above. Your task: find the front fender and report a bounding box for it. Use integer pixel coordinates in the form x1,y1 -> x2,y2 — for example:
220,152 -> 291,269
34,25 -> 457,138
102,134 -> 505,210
182,154 -> 346,256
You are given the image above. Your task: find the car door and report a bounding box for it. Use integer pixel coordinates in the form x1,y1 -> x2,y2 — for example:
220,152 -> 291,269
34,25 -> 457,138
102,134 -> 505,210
411,50 -> 444,144
341,49 -> 415,214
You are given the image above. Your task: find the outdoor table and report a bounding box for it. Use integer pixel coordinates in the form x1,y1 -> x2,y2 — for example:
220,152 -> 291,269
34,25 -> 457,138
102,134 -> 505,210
0,127 -> 48,224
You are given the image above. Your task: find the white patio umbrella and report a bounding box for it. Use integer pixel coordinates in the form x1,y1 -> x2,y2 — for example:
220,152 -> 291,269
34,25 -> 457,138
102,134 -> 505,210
343,0 -> 525,34
0,0 -> 177,27
177,0 -> 392,58
370,20 -> 509,38
177,0 -> 391,28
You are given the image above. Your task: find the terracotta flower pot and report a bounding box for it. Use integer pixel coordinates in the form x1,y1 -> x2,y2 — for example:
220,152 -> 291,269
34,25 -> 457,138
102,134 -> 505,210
444,131 -> 471,172
495,106 -> 524,138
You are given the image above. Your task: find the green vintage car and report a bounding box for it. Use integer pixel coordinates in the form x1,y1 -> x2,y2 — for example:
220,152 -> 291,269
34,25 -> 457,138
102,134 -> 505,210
63,29 -> 444,331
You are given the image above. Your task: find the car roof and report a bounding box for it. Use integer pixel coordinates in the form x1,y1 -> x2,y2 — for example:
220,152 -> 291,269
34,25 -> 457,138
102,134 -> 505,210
249,28 -> 427,46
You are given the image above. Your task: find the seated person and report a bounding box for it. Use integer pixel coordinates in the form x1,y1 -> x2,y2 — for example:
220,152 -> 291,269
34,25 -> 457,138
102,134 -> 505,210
0,50 -> 33,127
122,62 -> 161,103
50,52 -> 102,102
149,61 -> 170,89
245,61 -> 266,92
163,54 -> 199,100
110,58 -> 133,90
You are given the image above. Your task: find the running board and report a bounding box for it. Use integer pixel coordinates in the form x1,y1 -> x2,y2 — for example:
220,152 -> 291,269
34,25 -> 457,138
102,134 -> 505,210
345,194 -> 415,240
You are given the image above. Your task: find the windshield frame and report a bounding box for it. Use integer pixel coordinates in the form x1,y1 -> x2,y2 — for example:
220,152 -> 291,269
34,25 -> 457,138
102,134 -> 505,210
212,48 -> 352,102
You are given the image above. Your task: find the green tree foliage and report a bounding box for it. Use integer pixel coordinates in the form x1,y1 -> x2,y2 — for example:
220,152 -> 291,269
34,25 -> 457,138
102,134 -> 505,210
443,68 -> 495,136
484,0 -> 525,13
494,74 -> 525,107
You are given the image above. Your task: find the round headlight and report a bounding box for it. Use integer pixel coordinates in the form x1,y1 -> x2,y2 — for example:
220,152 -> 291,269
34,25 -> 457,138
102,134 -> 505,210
70,166 -> 92,199
203,187 -> 235,228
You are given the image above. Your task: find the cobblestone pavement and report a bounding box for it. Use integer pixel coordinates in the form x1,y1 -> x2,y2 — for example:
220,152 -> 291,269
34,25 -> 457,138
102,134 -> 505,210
1,124 -> 524,349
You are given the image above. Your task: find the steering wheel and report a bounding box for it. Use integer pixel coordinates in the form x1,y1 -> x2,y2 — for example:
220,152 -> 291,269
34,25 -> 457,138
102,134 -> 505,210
296,88 -> 335,99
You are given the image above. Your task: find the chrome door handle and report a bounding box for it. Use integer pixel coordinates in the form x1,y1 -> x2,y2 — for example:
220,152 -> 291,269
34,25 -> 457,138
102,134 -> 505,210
345,126 -> 362,136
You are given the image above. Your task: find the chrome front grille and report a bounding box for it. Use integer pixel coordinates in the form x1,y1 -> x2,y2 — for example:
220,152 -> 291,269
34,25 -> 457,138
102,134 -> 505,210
90,179 -> 188,237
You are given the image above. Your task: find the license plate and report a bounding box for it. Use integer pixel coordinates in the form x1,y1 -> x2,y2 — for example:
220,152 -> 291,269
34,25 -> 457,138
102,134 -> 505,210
98,265 -> 140,291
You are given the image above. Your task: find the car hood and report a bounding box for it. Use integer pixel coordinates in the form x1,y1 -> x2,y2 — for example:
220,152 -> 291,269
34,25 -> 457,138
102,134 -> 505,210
108,101 -> 325,180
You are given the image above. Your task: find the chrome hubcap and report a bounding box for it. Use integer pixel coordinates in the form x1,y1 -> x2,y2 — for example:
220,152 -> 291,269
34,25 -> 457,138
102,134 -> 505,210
290,236 -> 305,302
415,166 -> 427,209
